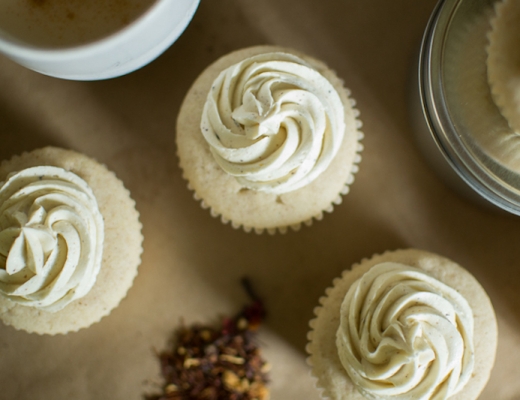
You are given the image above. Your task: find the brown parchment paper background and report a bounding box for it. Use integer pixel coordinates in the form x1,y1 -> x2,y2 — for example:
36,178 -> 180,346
0,0 -> 519,399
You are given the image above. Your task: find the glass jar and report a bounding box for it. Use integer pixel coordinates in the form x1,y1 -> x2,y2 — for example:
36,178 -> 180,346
415,0 -> 520,214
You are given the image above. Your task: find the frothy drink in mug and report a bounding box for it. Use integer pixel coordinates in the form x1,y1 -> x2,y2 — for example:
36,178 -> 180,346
0,0 -> 157,48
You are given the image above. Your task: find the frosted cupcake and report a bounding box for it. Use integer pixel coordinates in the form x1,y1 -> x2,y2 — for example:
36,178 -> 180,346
0,147 -> 143,335
307,249 -> 497,400
176,46 -> 363,234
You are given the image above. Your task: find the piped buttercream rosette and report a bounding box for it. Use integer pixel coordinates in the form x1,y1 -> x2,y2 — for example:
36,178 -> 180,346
201,52 -> 346,195
336,262 -> 474,400
0,166 -> 104,313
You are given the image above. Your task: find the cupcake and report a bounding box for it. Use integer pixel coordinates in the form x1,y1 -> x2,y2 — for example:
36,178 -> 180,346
307,249 -> 497,400
487,0 -> 520,135
0,147 -> 143,335
176,45 -> 363,234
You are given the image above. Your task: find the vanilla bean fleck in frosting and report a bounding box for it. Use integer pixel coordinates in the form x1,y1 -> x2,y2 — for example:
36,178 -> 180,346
336,262 -> 475,400
0,166 -> 104,312
201,52 -> 346,194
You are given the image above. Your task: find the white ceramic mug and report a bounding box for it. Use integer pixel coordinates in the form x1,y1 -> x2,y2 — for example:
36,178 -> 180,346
0,0 -> 200,80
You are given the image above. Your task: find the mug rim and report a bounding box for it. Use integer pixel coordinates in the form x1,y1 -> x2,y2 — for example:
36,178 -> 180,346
0,0 -> 200,79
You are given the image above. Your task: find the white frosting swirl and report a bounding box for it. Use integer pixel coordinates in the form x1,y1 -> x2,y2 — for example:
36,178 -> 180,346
336,262 -> 474,400
0,166 -> 104,312
201,52 -> 345,194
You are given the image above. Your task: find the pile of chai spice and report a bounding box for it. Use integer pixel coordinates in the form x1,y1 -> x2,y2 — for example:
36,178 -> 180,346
145,279 -> 270,400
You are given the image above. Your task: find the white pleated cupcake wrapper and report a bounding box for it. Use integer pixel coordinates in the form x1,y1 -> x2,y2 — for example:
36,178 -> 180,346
181,95 -> 364,235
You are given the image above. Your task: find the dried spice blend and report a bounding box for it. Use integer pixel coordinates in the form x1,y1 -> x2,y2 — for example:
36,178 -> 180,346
146,279 -> 270,400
